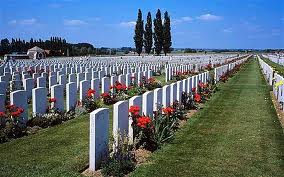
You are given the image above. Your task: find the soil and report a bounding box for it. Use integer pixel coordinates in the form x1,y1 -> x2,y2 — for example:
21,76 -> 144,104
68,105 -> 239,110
82,169 -> 103,177
134,148 -> 152,165
270,91 -> 284,128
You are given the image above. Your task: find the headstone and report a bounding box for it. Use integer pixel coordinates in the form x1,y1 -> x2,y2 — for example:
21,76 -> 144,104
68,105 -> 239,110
10,90 -> 28,122
49,75 -> 57,90
153,88 -> 162,111
0,94 -> 5,112
80,80 -> 91,101
37,77 -> 46,88
91,78 -> 100,99
23,78 -> 34,99
32,87 -> 47,115
101,77 -> 110,94
162,85 -> 170,107
170,83 -> 177,104
142,91 -> 154,118
113,100 -> 129,146
51,84 -> 64,111
66,82 -> 77,111
89,108 -> 109,171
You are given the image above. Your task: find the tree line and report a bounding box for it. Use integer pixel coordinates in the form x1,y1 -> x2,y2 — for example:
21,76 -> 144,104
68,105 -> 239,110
0,37 -> 116,57
134,9 -> 172,56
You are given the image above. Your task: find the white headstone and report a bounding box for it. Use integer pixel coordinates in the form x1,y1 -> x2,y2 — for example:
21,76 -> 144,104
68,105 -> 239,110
89,108 -> 109,171
32,87 -> 47,114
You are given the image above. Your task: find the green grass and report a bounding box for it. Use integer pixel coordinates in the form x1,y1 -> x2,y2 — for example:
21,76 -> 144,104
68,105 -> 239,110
0,114 -> 89,177
130,58 -> 284,177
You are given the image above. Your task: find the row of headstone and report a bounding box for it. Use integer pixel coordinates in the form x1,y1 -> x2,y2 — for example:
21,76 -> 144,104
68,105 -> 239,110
0,69 -> 154,117
88,70 -> 210,170
258,56 -> 284,110
258,56 -> 274,85
214,56 -> 250,83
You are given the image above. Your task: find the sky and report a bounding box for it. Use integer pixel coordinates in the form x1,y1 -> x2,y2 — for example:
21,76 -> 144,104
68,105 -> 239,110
0,0 -> 283,49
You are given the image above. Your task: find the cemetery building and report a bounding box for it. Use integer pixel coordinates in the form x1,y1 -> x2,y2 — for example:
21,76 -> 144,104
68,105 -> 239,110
27,46 -> 46,60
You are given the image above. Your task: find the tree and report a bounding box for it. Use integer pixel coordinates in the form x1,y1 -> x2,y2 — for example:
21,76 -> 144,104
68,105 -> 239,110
144,12 -> 153,55
163,11 -> 172,55
153,9 -> 163,55
80,47 -> 88,55
133,9 -> 144,56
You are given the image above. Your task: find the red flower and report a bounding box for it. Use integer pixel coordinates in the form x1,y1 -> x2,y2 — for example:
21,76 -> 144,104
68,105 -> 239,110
163,107 -> 175,115
0,112 -> 6,117
198,82 -> 204,88
116,84 -> 123,90
137,116 -> 151,128
11,110 -> 21,117
48,98 -> 57,103
129,105 -> 140,116
192,87 -> 196,92
7,104 -> 16,110
122,84 -> 127,90
87,89 -> 96,97
101,92 -> 110,97
194,93 -> 201,103
17,108 -> 24,113
148,77 -> 155,83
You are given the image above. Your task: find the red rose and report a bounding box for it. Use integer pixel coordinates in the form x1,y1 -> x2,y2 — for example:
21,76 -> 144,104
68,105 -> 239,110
163,107 -> 175,115
101,92 -> 110,97
194,93 -> 201,103
129,105 -> 140,116
0,112 -> 6,117
87,89 -> 96,97
48,98 -> 57,103
137,116 -> 151,128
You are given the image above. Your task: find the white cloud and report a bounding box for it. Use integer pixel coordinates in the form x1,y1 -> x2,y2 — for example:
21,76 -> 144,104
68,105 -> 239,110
172,16 -> 193,24
64,19 -> 87,26
181,16 -> 193,22
119,21 -> 136,27
8,18 -> 37,25
197,14 -> 223,21
223,28 -> 233,33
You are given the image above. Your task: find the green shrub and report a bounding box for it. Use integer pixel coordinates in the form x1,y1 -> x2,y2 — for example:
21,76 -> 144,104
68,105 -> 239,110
101,134 -> 136,177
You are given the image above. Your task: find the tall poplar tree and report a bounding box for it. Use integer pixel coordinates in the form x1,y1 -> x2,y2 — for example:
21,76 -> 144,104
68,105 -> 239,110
163,11 -> 172,55
133,9 -> 144,56
153,9 -> 163,55
144,12 -> 153,54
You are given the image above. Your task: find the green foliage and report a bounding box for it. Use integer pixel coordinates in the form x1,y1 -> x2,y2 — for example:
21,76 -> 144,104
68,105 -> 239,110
163,11 -> 172,55
134,9 -> 144,56
153,9 -> 164,55
82,97 -> 102,113
27,109 -> 75,128
102,134 -> 136,177
144,12 -> 153,54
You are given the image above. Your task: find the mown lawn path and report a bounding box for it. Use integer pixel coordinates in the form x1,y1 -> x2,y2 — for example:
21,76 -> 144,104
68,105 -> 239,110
131,59 -> 284,177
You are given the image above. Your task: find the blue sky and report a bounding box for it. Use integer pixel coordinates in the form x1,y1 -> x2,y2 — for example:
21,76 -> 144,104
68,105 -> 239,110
1,0 -> 283,49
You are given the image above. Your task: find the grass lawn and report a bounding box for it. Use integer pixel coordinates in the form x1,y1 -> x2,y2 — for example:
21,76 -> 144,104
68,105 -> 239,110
130,58 -> 284,177
0,103 -> 114,177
